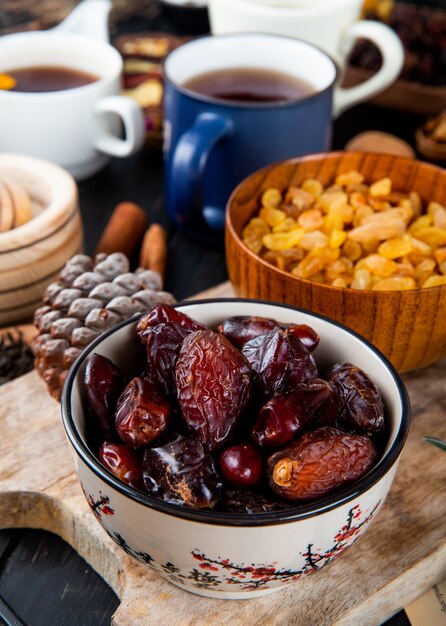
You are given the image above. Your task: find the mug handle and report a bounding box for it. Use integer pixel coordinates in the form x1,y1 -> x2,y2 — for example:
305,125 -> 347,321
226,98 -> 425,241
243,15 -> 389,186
333,20 -> 404,118
52,0 -> 112,43
94,96 -> 146,157
170,113 -> 234,230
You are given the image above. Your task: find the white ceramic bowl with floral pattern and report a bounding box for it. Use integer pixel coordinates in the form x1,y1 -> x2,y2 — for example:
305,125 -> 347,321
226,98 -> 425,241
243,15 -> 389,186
62,299 -> 410,599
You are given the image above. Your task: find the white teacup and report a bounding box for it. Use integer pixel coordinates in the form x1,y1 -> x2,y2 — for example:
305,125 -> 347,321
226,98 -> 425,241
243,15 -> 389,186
0,0 -> 145,180
208,0 -> 404,115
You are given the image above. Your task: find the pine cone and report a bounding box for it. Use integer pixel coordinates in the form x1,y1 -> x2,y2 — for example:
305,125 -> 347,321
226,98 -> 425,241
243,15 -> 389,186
31,252 -> 176,401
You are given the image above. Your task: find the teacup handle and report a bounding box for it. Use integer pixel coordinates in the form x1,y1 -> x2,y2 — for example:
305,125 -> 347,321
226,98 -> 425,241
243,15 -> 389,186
94,96 -> 145,157
333,20 -> 404,118
169,113 -> 234,230
52,0 -> 112,43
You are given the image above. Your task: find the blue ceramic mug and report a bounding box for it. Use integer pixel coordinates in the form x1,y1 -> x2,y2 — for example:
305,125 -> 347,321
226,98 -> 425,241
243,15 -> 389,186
163,33 -> 352,243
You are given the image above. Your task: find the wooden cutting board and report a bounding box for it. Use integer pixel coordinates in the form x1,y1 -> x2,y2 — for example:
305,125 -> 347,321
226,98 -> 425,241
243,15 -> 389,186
1,281 -> 446,626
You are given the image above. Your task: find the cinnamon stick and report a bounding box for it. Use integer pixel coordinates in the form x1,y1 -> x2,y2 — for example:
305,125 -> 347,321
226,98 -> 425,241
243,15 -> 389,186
139,223 -> 168,280
95,201 -> 147,257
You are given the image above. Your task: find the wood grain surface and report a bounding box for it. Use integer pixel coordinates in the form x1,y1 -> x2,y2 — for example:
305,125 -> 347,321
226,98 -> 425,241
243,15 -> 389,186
1,281 -> 445,626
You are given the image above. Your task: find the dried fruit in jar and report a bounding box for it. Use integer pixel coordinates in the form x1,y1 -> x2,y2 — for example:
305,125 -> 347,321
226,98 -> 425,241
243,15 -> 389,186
326,362 -> 385,434
115,375 -> 171,448
218,443 -> 263,488
176,330 -> 252,450
252,379 -> 334,447
242,328 -> 294,398
84,353 -> 127,444
267,427 -> 377,502
143,433 -> 222,509
217,315 -> 278,348
99,441 -> 144,490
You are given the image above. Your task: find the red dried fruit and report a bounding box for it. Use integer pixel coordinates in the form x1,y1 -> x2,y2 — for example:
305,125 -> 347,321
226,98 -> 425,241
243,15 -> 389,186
242,328 -> 294,398
268,427 -> 378,502
143,433 -> 222,509
252,379 -> 334,447
84,353 -> 126,444
137,303 -> 204,344
326,362 -> 385,433
217,315 -> 278,348
285,324 -> 320,352
144,322 -> 191,396
99,441 -> 144,490
176,329 -> 252,450
218,443 -> 263,488
115,376 -> 171,448
287,335 -> 318,387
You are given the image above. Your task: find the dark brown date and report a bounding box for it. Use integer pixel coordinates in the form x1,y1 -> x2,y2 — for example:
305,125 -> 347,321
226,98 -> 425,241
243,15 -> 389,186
84,353 -> 126,443
115,376 -> 171,448
176,330 -> 252,450
143,433 -> 222,509
217,315 -> 278,348
268,427 -> 378,502
137,303 -> 204,343
325,362 -> 385,434
285,324 -> 320,352
144,322 -> 191,396
218,443 -> 263,488
287,335 -> 318,387
242,329 -> 293,398
252,379 -> 334,447
99,441 -> 144,490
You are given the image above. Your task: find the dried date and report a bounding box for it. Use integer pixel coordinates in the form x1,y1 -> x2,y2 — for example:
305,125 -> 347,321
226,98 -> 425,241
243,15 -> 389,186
99,442 -> 144,490
268,427 -> 378,502
143,433 -> 222,509
176,330 -> 252,450
137,303 -> 204,344
287,335 -> 318,387
84,353 -> 126,443
285,324 -> 320,352
242,328 -> 293,398
217,315 -> 278,348
252,379 -> 334,447
217,489 -> 290,514
325,362 -> 385,434
115,376 -> 171,448
144,322 -> 191,396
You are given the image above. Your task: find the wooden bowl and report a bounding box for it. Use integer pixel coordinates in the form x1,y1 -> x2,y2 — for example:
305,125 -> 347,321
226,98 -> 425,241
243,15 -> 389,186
226,151 -> 446,373
0,154 -> 82,325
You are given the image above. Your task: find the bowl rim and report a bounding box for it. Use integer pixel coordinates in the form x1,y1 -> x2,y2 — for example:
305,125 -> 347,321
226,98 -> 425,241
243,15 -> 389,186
225,150 -> 446,295
61,297 -> 411,527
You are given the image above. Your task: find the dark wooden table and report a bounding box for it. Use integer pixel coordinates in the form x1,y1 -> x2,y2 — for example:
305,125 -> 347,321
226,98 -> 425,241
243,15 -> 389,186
0,3 -> 429,624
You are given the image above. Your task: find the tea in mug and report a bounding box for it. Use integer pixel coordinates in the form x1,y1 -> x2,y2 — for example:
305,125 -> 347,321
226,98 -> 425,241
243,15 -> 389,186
3,66 -> 98,93
183,67 -> 314,103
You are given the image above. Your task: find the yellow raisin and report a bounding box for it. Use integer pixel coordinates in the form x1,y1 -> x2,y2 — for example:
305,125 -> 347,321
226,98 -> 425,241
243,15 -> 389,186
342,239 -> 363,262
272,217 -> 299,233
434,247 -> 446,264
369,177 -> 392,197
353,205 -> 374,227
350,268 -> 373,290
261,188 -> 282,209
414,227 -> 446,248
262,229 -> 304,251
299,231 -> 329,251
285,187 -> 314,211
335,171 -> 364,187
259,206 -> 287,227
363,254 -> 398,277
349,191 -> 367,208
409,215 -> 432,235
301,178 -> 323,198
372,276 -> 416,291
331,277 -> 349,288
329,229 -> 347,248
292,253 -> 325,278
414,258 -> 436,284
378,235 -> 413,259
422,275 -> 446,288
298,209 -> 324,231
318,191 -> 349,213
323,213 -> 344,233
